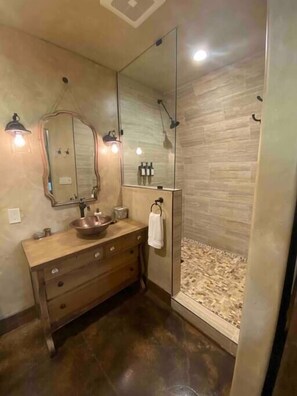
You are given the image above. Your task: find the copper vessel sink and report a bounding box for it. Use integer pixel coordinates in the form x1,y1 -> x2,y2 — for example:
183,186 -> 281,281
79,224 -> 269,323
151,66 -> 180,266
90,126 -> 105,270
70,215 -> 112,236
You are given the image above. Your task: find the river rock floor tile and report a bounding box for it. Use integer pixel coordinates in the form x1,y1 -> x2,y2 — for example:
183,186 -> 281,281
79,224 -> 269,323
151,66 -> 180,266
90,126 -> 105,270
181,238 -> 247,328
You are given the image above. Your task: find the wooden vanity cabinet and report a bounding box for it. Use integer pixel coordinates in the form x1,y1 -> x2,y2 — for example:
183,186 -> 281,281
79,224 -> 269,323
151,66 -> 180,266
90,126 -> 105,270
22,220 -> 147,356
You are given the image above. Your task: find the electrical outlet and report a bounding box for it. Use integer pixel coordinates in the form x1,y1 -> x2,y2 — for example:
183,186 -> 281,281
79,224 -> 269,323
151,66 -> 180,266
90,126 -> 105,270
8,208 -> 21,224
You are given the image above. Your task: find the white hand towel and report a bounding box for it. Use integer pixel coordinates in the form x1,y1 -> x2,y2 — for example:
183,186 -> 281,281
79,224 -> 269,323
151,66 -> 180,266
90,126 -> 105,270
148,212 -> 164,249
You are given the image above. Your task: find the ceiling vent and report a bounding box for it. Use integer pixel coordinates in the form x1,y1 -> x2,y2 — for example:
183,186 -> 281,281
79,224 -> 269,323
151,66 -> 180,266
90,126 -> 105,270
100,0 -> 166,28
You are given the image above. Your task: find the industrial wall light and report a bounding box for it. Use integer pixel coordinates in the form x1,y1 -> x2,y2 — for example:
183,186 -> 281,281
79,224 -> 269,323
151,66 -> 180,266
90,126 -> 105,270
5,113 -> 31,147
103,130 -> 121,154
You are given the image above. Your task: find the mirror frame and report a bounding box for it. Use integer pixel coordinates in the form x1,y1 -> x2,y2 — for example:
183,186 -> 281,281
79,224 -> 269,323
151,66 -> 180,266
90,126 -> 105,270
39,110 -> 100,207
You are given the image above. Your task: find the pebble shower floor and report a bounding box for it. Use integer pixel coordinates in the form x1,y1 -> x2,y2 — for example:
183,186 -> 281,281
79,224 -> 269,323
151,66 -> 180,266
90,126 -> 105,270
181,238 -> 247,328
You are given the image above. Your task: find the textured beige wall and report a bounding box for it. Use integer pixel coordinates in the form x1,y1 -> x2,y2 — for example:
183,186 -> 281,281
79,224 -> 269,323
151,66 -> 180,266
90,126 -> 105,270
231,0 -> 297,394
119,75 -> 175,188
122,186 -> 179,293
176,53 -> 264,256
0,25 -> 121,319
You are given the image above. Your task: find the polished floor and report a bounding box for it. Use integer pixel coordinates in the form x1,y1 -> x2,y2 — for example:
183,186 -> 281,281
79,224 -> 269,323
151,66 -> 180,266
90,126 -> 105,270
0,287 -> 234,396
181,238 -> 247,328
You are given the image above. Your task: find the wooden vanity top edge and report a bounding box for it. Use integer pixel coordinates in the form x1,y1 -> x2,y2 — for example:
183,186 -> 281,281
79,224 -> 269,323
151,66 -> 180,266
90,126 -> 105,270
22,219 -> 147,270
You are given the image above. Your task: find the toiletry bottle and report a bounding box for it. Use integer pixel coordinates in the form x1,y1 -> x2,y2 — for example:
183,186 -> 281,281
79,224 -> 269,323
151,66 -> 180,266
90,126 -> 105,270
150,162 -> 154,176
44,228 -> 52,237
146,162 -> 151,176
141,162 -> 146,176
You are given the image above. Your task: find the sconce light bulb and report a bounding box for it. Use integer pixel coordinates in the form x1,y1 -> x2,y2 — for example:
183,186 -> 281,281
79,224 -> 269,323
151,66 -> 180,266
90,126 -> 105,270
111,143 -> 119,154
136,147 -> 143,155
14,133 -> 26,147
193,49 -> 208,62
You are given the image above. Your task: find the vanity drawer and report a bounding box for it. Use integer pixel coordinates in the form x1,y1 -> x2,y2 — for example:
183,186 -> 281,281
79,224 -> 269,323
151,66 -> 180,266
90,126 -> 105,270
45,248 -> 138,300
48,260 -> 139,325
44,246 -> 104,281
105,230 -> 146,257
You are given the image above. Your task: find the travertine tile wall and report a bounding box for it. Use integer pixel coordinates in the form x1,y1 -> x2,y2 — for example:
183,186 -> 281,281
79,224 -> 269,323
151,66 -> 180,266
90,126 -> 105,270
73,118 -> 97,199
47,115 -> 78,202
176,53 -> 265,256
119,75 -> 175,188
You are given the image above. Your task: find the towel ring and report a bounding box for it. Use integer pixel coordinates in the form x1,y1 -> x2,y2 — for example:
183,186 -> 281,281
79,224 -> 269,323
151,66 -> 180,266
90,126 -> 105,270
150,202 -> 162,216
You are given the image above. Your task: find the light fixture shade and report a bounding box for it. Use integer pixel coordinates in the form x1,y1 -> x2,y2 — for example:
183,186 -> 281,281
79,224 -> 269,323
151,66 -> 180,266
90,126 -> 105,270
103,130 -> 120,146
5,113 -> 31,136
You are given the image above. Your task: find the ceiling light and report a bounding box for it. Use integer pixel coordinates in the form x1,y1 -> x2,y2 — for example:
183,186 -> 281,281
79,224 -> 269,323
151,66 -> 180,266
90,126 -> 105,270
136,147 -> 143,155
193,50 -> 208,62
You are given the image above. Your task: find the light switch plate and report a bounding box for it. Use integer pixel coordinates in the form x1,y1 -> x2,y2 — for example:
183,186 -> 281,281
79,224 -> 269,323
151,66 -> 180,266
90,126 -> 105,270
8,208 -> 21,224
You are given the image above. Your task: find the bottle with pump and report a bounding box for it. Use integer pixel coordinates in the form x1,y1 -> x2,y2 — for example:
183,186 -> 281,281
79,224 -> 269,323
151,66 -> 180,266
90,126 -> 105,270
150,162 -> 154,176
146,162 -> 151,176
140,162 -> 146,176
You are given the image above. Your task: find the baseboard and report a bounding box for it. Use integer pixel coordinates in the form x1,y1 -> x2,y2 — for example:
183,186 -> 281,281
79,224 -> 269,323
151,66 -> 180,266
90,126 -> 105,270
146,279 -> 171,306
172,293 -> 238,357
0,306 -> 37,336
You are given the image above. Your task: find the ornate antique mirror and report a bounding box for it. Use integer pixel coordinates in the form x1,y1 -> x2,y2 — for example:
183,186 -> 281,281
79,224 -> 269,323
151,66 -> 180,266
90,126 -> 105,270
40,111 -> 99,207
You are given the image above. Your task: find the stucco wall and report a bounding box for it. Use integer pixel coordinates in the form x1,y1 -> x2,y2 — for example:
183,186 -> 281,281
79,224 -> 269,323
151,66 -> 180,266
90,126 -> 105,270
0,25 -> 121,319
231,0 -> 297,394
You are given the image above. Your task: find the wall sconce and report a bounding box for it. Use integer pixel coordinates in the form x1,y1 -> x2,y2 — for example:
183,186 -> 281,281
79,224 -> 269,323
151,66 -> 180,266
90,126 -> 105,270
103,130 -> 120,154
5,113 -> 31,147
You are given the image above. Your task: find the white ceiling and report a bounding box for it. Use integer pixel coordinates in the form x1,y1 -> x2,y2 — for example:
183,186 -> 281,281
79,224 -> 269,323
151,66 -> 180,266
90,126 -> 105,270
0,0 -> 267,89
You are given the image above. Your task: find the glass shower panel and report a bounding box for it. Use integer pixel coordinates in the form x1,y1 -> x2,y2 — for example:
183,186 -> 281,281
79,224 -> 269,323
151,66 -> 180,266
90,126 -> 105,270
118,28 -> 177,189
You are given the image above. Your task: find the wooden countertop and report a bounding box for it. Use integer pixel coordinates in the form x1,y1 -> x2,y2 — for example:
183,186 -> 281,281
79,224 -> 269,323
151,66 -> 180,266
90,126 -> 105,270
22,219 -> 147,270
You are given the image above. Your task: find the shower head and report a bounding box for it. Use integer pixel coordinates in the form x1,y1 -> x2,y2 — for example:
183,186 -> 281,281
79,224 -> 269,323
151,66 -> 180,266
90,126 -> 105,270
157,99 -> 179,129
170,119 -> 180,129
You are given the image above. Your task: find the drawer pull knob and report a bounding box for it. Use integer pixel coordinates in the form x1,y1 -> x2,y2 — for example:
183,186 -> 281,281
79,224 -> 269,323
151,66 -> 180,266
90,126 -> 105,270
94,252 -> 101,259
137,235 -> 142,241
58,281 -> 64,287
60,304 -> 66,309
51,268 -> 59,274
110,246 -> 115,252
130,267 -> 134,272
130,250 -> 134,254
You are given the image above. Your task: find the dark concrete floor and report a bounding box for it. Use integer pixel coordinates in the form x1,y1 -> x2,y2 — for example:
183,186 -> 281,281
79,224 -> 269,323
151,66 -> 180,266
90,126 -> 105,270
0,287 -> 235,396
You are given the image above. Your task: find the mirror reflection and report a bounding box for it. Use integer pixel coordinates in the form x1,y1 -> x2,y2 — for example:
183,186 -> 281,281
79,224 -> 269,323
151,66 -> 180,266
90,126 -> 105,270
42,112 -> 99,206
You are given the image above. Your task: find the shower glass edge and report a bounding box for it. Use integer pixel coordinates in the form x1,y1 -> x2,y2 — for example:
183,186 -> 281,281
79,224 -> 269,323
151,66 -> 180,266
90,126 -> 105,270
117,28 -> 178,190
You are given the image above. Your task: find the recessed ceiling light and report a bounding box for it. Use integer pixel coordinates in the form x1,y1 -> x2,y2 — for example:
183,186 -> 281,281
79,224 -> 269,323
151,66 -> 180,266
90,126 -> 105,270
193,50 -> 208,62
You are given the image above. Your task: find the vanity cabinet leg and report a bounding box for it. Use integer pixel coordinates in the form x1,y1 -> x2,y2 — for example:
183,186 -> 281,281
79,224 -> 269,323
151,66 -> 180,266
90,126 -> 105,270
45,331 -> 56,357
139,243 -> 147,290
37,271 -> 56,357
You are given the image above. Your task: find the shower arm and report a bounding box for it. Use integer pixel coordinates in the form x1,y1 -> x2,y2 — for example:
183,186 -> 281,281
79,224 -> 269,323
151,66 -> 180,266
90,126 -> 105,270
157,99 -> 174,123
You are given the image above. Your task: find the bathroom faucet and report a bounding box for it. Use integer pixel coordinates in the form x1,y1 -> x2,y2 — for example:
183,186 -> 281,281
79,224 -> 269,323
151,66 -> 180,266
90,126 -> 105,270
78,198 -> 87,218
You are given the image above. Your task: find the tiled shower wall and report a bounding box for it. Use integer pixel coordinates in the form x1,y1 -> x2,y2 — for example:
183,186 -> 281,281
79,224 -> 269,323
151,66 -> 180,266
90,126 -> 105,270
176,53 -> 265,256
119,75 -> 175,188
